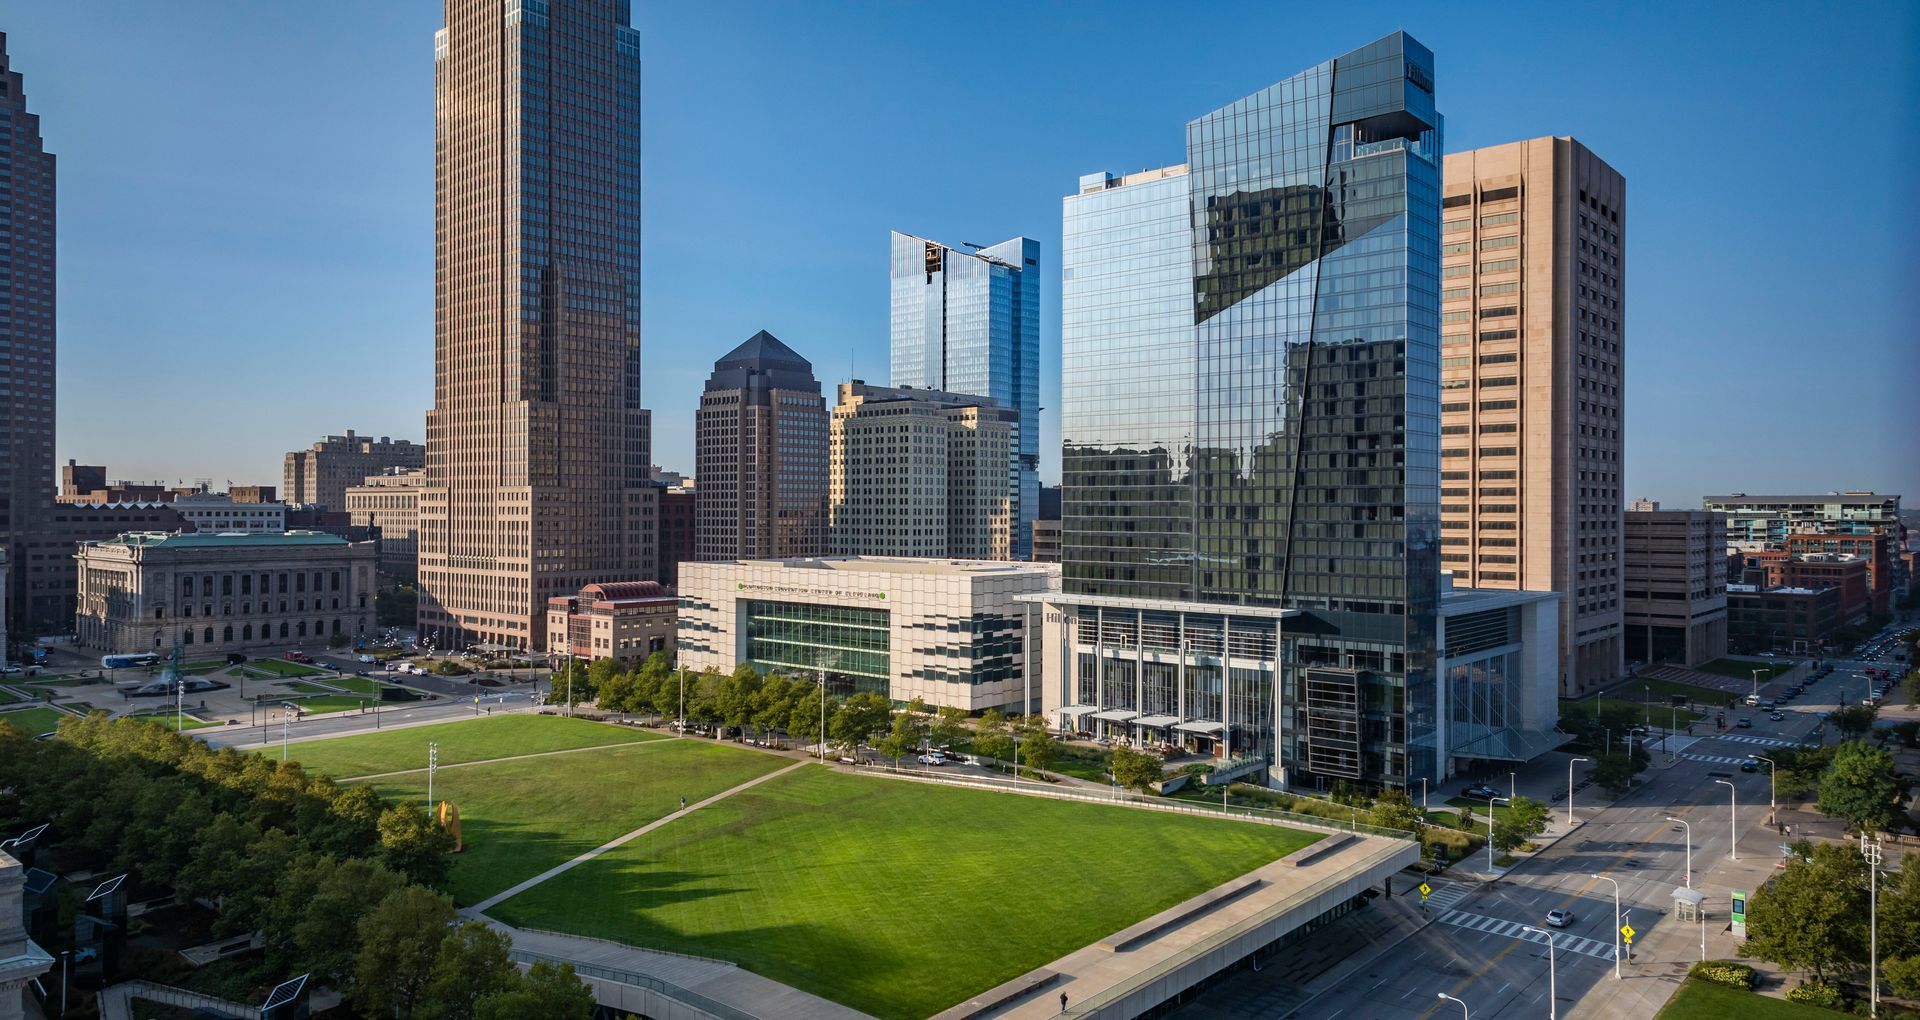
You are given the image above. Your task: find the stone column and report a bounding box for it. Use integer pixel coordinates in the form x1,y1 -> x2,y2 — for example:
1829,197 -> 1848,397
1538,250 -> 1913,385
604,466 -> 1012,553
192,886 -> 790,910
0,850 -> 54,1020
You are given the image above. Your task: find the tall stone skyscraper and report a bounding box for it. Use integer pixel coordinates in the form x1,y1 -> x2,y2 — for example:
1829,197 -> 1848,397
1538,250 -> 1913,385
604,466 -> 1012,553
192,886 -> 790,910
1046,32 -> 1443,789
890,233 -> 1039,559
1440,139 -> 1625,697
0,34 -> 55,637
695,332 -> 829,561
418,1 -> 653,653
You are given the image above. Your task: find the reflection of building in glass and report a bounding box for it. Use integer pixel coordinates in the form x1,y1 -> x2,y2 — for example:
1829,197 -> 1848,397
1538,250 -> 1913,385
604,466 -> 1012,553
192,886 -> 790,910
890,233 -> 1040,559
1041,32 -> 1467,791
1437,586 -> 1561,764
676,557 -> 1057,713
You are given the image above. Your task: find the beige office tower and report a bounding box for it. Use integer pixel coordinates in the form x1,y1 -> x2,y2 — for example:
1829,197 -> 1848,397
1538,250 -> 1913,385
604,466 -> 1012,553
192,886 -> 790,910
417,0 -> 654,653
695,332 -> 828,561
828,382 -> 1017,560
1440,137 -> 1625,697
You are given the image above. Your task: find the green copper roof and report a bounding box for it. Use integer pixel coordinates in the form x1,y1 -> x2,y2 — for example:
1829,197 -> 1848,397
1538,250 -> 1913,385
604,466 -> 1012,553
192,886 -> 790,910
104,530 -> 349,548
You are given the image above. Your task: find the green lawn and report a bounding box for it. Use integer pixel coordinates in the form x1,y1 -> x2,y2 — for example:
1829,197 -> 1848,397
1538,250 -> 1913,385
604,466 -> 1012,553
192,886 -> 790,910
127,712 -> 223,731
1635,677 -> 1739,705
1561,696 -> 1704,728
18,675 -> 105,688
1655,979 -> 1839,1019
280,713 -> 663,779
492,766 -> 1320,1019
0,688 -> 21,706
0,707 -> 72,737
277,680 -> 335,694
249,659 -> 326,677
1696,659 -> 1796,682
355,739 -> 787,904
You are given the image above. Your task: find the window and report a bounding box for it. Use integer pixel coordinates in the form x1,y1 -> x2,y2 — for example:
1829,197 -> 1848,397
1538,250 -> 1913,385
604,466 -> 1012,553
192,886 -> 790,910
1478,329 -> 1517,342
1440,287 -> 1470,301
1442,194 -> 1471,208
1479,282 -> 1518,297
1480,186 -> 1518,202
1479,352 -> 1518,365
1480,305 -> 1517,318
1481,376 -> 1517,388
1442,241 -> 1471,256
1442,264 -> 1470,279
1442,218 -> 1471,233
1479,211 -> 1518,227
1478,235 -> 1517,251
1480,258 -> 1517,274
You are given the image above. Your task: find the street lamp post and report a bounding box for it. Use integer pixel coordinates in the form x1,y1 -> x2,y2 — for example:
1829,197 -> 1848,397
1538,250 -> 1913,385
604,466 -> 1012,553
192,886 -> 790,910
1567,757 -> 1590,825
1421,776 -> 1428,810
426,741 -> 439,811
1522,926 -> 1559,1020
1509,771 -> 1517,801
1866,836 -> 1883,1017
1436,991 -> 1470,1019
1714,778 -> 1738,860
280,708 -> 289,762
1668,815 -> 1693,888
1750,668 -> 1763,703
1754,755 -> 1777,824
1486,794 -> 1500,872
1593,874 -> 1622,979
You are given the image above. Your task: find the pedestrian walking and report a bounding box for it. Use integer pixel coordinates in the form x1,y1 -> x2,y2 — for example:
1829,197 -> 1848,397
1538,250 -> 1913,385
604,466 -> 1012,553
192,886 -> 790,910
680,796 -> 687,810
1060,991 -> 1069,1014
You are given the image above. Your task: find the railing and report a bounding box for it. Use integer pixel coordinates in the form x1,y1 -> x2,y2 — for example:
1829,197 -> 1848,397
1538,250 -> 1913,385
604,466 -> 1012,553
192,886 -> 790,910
97,979 -> 262,1020
1062,838 -> 1414,1016
513,926 -> 735,967
506,946 -> 763,1020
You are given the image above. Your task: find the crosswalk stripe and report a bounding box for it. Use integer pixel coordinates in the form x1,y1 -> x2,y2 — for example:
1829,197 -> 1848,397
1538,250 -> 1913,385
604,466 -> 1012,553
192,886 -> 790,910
1435,911 -> 1618,961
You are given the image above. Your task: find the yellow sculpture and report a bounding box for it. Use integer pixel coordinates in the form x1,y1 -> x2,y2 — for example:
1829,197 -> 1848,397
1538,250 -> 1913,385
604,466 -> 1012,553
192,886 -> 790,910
437,800 -> 464,853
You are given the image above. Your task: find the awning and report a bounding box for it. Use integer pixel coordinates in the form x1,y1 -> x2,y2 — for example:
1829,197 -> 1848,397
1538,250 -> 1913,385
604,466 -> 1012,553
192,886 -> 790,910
1091,709 -> 1139,723
1174,720 -> 1225,734
1135,714 -> 1180,729
1059,705 -> 1100,719
1672,887 -> 1704,906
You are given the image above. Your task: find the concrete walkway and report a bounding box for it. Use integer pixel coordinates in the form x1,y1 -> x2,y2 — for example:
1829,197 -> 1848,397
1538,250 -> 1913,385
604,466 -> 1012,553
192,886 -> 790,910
341,733 -> 679,781
469,760 -> 807,913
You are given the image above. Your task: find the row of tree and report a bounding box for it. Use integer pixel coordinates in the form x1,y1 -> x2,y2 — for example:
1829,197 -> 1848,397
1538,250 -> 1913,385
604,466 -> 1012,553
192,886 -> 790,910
0,715 -> 596,1018
570,656 -> 1063,772
1747,842 -> 1920,994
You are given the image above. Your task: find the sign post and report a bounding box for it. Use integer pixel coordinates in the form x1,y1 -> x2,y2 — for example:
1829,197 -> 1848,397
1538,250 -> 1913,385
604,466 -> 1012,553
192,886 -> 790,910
1731,889 -> 1748,939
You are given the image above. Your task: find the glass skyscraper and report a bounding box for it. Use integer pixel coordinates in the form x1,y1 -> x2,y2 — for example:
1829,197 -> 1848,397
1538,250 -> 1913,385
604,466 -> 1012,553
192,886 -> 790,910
1052,32 -> 1442,789
0,33 -> 56,637
890,232 -> 1039,559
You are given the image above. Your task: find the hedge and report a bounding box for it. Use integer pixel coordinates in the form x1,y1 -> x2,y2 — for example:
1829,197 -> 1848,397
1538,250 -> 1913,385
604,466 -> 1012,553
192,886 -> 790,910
1687,960 -> 1756,989
1786,981 -> 1843,1008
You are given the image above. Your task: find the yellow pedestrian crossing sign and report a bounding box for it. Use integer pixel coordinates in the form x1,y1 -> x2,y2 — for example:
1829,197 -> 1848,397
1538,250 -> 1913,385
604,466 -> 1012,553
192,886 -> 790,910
1418,883 -> 1432,898
1621,924 -> 1635,941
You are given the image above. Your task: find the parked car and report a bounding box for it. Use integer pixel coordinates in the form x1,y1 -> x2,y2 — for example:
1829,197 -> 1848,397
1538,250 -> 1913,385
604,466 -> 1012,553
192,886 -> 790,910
1463,784 -> 1500,799
356,653 -> 375,664
1545,909 -> 1574,928
916,753 -> 946,766
0,664 -> 21,675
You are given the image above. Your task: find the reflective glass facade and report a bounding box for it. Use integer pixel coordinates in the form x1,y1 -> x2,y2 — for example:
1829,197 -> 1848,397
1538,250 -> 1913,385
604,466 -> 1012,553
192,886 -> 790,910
743,599 -> 890,696
890,233 -> 1040,559
1060,32 -> 1442,789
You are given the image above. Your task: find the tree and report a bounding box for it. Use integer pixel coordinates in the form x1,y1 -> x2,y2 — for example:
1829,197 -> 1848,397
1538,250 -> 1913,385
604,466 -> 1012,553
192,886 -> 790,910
1743,842 -> 1868,982
420,921 -> 519,1020
930,705 -> 969,750
1770,744 -> 1836,800
354,885 -> 458,1019
752,675 -> 796,747
1831,703 -> 1878,738
1367,789 -> 1426,834
379,802 -> 456,888
1110,745 -> 1164,792
581,656 -> 620,704
474,960 -> 596,1020
1883,955 -> 1920,1000
831,692 -> 893,756
1018,715 -> 1056,774
905,696 -> 929,718
261,854 -> 406,986
716,664 -> 764,731
1879,851 -> 1920,963
1818,740 -> 1902,834
974,709 -> 1015,764
595,669 -> 649,718
376,584 -> 418,627
1590,751 -> 1638,797
688,667 -> 726,725
875,711 -> 924,767
789,687 -> 831,753
1491,795 -> 1550,852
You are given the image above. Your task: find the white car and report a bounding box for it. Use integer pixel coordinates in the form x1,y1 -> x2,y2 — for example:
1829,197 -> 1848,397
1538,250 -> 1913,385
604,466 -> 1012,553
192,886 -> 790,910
0,664 -> 20,675
356,654 -> 376,664
1544,909 -> 1574,928
916,753 -> 946,766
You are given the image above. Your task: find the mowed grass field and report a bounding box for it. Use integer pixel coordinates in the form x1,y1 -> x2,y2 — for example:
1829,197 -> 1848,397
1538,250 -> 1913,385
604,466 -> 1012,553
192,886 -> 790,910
281,713 -> 658,778
0,707 -> 72,737
1654,979 -> 1836,1019
492,766 -> 1321,1019
355,739 -> 789,904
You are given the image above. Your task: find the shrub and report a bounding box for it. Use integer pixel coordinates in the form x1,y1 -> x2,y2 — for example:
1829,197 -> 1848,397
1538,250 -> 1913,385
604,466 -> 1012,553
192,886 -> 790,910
1420,826 -> 1473,861
1787,981 -> 1844,1008
1688,960 -> 1757,989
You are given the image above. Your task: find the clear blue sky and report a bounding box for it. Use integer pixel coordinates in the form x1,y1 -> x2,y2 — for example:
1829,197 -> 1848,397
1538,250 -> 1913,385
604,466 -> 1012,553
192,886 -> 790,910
8,1 -> 1916,507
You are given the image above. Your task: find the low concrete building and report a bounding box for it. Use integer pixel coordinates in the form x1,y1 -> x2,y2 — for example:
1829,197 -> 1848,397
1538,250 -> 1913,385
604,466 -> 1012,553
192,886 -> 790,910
345,468 -> 426,581
166,492 -> 286,535
74,531 -> 377,656
677,556 -> 1059,713
1623,509 -> 1729,667
545,581 -> 677,665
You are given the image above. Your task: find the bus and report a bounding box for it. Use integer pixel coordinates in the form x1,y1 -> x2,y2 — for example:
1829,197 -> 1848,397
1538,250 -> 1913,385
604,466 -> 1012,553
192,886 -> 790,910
100,653 -> 160,670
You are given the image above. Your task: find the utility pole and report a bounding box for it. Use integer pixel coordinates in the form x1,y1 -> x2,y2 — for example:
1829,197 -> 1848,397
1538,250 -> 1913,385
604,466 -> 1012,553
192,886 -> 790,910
565,655 -> 575,718
427,741 -> 440,811
281,709 -> 290,762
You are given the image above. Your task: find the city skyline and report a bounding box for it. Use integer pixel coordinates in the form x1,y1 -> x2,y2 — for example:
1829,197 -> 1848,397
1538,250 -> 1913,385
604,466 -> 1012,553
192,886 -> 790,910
2,1 -> 1916,506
